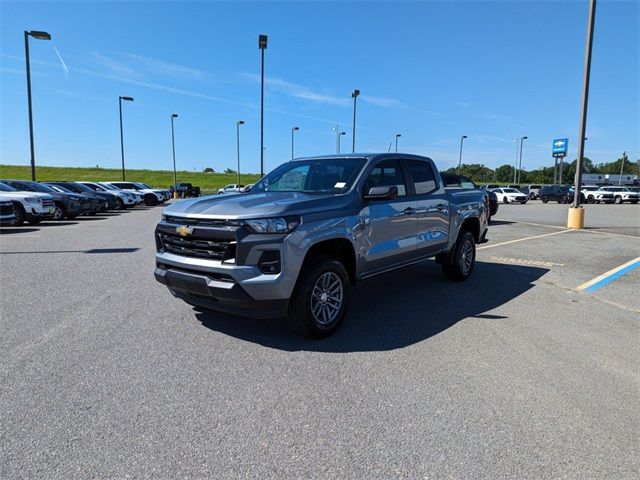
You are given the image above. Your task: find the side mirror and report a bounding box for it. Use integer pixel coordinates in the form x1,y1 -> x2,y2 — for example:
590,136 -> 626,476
364,185 -> 398,200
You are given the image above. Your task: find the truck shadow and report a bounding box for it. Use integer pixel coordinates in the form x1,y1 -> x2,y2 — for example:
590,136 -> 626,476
194,261 -> 548,352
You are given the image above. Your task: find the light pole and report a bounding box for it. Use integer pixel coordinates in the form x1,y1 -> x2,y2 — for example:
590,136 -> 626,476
24,30 -> 51,181
337,130 -> 346,153
170,114 -> 178,198
291,126 -> 299,160
259,34 -> 267,177
570,0 -> 597,221
517,136 -> 528,183
513,138 -> 520,183
457,135 -> 468,174
395,134 -> 402,153
236,121 -> 244,186
118,96 -> 134,181
351,89 -> 360,153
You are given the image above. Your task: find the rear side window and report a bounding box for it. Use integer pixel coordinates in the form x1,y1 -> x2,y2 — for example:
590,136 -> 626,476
407,160 -> 437,194
365,159 -> 407,196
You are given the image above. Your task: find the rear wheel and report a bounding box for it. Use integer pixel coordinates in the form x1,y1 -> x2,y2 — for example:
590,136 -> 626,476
558,196 -> 566,204
587,195 -> 595,204
287,256 -> 350,338
442,230 -> 476,282
541,196 -> 548,203
116,198 -> 125,209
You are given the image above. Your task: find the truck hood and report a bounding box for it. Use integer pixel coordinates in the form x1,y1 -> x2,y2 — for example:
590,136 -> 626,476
163,191 -> 353,219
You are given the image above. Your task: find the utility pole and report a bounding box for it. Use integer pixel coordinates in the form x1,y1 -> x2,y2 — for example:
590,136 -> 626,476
618,151 -> 627,185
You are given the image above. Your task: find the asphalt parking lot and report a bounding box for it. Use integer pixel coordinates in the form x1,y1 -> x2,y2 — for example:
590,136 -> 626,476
1,202 -> 638,479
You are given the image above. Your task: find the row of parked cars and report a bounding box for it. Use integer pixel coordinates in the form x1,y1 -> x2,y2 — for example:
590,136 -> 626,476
0,180 -> 171,226
485,184 -> 639,205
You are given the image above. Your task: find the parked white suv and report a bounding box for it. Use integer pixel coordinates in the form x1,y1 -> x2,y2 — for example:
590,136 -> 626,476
0,181 -> 55,225
580,186 -> 614,204
604,186 -> 639,204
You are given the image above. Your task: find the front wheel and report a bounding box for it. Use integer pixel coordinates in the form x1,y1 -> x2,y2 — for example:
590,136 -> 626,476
587,196 -> 595,204
287,256 -> 350,338
614,196 -> 622,204
442,230 -> 476,281
53,202 -> 66,220
502,196 -> 509,204
541,196 -> 548,203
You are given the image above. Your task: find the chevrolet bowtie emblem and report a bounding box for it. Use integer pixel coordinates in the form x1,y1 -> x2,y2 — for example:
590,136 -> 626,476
175,225 -> 194,237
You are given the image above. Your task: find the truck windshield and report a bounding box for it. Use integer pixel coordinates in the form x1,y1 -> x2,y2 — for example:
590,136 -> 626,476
252,158 -> 365,194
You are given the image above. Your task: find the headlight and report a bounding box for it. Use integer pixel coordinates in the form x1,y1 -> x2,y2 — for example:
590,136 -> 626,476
244,216 -> 300,234
25,197 -> 41,203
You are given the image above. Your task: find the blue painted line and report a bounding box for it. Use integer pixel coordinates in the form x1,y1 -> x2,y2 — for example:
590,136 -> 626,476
583,260 -> 640,293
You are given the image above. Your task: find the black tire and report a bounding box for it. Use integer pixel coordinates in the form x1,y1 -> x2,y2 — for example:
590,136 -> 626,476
502,197 -> 509,204
558,196 -> 566,204
631,200 -> 638,204
287,256 -> 350,338
520,200 -> 528,204
116,198 -> 125,210
541,197 -> 548,203
442,230 -> 476,282
12,203 -> 25,226
614,196 -> 622,204
53,202 -> 66,221
27,219 -> 42,225
144,194 -> 158,206
587,195 -> 595,204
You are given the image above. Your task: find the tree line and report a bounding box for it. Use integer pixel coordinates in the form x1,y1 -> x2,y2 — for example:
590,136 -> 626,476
446,156 -> 639,184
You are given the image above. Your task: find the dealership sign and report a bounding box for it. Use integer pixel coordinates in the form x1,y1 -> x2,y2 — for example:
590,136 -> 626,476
552,138 -> 568,157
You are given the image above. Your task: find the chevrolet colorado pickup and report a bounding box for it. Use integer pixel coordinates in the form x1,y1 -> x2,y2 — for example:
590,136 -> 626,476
155,154 -> 488,337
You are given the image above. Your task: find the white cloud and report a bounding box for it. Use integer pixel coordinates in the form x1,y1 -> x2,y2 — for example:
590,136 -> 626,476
119,52 -> 208,81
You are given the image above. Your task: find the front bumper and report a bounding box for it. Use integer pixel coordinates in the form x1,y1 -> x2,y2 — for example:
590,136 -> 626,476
155,262 -> 288,319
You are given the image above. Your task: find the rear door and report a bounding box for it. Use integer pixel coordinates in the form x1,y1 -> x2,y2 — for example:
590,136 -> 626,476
405,159 -> 450,255
358,158 -> 417,275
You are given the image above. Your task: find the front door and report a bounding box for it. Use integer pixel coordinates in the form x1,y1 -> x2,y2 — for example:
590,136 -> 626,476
358,159 -> 417,276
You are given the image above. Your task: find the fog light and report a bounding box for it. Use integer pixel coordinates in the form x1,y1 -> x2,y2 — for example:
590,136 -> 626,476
258,250 -> 281,274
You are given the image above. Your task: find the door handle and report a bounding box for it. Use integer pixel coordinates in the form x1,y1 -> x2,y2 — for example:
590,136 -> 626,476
403,207 -> 416,215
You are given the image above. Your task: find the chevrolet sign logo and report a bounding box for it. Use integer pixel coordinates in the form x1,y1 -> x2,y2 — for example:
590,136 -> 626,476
175,225 -> 194,237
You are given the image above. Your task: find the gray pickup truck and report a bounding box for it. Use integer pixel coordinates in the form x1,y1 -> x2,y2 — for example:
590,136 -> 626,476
155,154 -> 488,337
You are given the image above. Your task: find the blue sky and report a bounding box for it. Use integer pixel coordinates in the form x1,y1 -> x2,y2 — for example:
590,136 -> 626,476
1,0 -> 638,175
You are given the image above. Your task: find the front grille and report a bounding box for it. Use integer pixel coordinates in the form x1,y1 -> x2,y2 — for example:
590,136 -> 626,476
164,215 -> 235,227
158,232 -> 236,261
42,199 -> 54,208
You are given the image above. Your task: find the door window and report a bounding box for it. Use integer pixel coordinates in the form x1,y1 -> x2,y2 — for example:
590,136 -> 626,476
407,160 -> 437,194
364,160 -> 406,196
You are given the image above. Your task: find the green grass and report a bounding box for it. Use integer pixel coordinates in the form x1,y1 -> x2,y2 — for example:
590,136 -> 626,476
0,165 -> 261,194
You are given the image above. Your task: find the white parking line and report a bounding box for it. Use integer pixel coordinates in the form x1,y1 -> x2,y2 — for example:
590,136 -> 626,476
478,229 -> 573,250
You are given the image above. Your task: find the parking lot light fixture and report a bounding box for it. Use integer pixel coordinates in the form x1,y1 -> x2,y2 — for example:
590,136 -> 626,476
171,114 -> 178,198
291,126 -> 299,160
351,89 -> 360,153
395,134 -> 402,153
119,96 -> 134,181
259,34 -> 268,177
236,121 -> 244,186
457,135 -> 467,174
24,29 -> 51,181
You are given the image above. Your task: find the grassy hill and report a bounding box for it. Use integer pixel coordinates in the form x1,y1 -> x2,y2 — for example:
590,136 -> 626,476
0,165 -> 261,194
